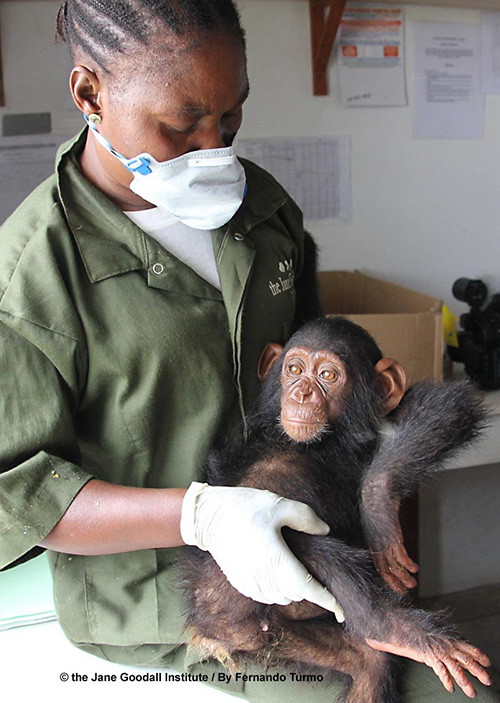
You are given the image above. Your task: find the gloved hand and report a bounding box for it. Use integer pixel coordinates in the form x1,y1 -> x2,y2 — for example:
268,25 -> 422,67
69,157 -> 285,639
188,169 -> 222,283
180,482 -> 344,622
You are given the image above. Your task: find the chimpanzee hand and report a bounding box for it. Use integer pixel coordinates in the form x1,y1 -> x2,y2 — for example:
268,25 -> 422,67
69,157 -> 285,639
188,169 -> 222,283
180,481 -> 345,622
362,474 -> 419,593
366,636 -> 492,698
368,498 -> 419,593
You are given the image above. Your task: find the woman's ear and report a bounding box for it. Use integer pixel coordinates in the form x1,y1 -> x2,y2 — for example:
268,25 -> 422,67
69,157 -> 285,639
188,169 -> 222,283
258,343 -> 283,382
70,65 -> 103,116
374,357 -> 407,414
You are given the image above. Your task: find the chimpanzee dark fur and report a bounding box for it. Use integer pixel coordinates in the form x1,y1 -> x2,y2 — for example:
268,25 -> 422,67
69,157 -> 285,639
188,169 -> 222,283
178,317 -> 487,703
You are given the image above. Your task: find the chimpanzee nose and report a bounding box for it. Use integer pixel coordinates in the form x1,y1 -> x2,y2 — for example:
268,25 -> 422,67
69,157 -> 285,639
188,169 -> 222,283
290,378 -> 315,404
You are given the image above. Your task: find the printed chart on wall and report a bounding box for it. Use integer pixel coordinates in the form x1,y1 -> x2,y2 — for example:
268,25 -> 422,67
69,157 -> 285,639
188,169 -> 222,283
413,23 -> 483,139
0,134 -> 69,225
337,3 -> 407,107
237,136 -> 351,222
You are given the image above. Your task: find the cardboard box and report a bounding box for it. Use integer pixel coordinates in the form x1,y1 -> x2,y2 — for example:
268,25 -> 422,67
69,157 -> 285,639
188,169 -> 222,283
317,271 -> 443,384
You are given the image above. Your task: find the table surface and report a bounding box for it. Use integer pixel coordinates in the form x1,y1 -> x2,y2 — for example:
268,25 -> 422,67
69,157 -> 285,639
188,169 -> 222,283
449,387 -> 500,470
1,619 -> 240,702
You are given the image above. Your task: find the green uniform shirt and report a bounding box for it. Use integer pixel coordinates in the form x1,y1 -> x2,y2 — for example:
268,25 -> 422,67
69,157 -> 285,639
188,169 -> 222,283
0,130 -> 306,655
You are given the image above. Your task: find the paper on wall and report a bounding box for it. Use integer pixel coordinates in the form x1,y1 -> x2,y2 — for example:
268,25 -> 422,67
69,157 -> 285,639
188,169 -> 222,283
237,136 -> 351,221
413,23 -> 483,139
481,12 -> 500,95
337,3 -> 407,107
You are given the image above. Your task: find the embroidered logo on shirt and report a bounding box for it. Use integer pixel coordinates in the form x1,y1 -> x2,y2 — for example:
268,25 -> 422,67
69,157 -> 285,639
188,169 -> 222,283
269,260 -> 295,297
279,259 -> 293,273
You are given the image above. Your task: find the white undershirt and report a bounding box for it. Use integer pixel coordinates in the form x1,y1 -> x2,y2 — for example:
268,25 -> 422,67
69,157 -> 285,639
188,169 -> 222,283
124,207 -> 221,291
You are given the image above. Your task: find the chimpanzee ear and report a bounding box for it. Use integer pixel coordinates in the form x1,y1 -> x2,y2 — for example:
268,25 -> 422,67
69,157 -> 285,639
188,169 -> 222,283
374,358 -> 407,414
258,343 -> 284,382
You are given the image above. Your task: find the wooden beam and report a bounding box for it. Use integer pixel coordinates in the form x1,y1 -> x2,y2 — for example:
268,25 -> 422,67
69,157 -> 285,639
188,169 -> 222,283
309,1 -> 326,95
309,0 -> 347,96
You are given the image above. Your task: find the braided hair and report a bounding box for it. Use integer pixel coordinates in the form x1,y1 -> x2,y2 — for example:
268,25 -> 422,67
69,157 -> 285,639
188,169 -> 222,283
56,0 -> 246,72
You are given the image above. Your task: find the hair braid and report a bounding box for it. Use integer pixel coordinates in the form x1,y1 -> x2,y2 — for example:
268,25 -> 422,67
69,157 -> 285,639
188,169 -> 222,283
57,0 -> 245,71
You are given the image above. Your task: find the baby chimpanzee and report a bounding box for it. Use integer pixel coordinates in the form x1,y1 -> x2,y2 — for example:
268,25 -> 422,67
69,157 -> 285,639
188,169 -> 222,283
179,317 -> 491,703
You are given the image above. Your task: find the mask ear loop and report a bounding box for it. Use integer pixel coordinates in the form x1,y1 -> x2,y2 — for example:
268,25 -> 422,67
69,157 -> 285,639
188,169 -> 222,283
83,114 -> 152,175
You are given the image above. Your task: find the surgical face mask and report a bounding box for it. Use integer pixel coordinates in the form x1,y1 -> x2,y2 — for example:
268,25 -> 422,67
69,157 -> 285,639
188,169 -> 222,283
85,116 -> 247,230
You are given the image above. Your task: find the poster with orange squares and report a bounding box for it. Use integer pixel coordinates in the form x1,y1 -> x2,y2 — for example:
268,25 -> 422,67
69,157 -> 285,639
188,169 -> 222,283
338,4 -> 407,107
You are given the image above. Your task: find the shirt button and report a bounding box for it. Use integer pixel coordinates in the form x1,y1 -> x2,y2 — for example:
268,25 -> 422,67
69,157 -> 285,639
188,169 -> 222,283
152,263 -> 164,275
233,233 -> 244,241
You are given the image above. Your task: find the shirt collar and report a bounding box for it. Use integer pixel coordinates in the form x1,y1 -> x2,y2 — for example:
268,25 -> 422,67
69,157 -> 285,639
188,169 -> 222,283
56,130 -> 146,283
55,129 -> 289,283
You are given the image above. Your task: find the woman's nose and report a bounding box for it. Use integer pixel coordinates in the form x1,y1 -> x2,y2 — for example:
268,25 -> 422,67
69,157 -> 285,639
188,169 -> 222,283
194,121 -> 230,151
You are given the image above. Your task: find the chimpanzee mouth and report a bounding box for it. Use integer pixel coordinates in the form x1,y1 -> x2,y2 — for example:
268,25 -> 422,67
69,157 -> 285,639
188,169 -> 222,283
283,418 -> 322,426
281,411 -> 325,426
280,416 -> 330,444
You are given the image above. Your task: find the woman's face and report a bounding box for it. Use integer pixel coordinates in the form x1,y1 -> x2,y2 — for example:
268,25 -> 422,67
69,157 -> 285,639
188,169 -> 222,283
73,32 -> 249,208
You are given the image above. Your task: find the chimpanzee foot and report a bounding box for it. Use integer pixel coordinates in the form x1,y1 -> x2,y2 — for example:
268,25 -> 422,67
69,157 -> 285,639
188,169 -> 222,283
366,636 -> 492,698
422,637 -> 491,698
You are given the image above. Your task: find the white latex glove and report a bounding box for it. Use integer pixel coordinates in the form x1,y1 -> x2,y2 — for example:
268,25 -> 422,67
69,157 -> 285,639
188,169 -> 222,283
180,482 -> 345,622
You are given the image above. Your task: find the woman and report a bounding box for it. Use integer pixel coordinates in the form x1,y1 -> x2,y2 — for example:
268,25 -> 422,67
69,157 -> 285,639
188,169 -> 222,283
0,1 -> 496,700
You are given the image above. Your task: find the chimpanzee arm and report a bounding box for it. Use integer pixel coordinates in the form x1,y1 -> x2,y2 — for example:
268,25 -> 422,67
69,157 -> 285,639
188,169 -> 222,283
366,380 -> 486,498
360,380 -> 486,585
291,230 -> 324,331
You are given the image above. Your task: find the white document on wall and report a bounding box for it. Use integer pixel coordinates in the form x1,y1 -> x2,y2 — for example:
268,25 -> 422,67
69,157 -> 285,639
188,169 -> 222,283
237,136 -> 351,221
413,23 -> 483,139
0,134 -> 69,223
337,3 -> 407,107
481,12 -> 500,95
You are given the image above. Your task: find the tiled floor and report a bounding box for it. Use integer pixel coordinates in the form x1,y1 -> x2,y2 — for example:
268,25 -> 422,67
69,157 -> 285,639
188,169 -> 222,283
421,583 -> 500,692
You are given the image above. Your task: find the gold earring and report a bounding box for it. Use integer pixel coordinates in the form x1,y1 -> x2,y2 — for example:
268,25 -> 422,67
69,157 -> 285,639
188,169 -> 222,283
88,113 -> 102,124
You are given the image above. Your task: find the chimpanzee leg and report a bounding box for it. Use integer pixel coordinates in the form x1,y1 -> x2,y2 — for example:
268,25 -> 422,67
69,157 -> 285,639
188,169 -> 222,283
182,550 -> 271,665
286,530 -> 477,653
284,532 -> 491,700
284,529 -> 401,641
274,620 -> 399,703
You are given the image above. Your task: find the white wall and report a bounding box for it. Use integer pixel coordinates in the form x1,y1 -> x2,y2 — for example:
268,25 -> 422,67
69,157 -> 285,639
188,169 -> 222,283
419,462 -> 500,596
0,1 -> 80,133
1,0 -> 499,596
237,1 -> 500,316
1,0 -> 499,312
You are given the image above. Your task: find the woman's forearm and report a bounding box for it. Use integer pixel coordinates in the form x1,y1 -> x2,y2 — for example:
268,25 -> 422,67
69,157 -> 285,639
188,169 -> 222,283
39,478 -> 188,555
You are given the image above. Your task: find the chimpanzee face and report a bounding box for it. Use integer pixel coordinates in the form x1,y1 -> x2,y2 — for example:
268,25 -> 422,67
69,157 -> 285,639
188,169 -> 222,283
279,346 -> 350,443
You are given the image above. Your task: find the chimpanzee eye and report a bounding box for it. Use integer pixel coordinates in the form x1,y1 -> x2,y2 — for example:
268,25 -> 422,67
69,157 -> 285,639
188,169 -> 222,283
289,364 -> 302,376
320,370 -> 337,381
